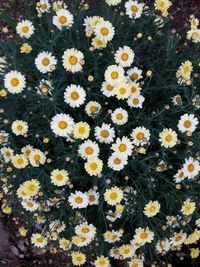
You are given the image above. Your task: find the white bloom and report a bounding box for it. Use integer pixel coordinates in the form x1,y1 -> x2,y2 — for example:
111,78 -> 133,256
183,157 -> 200,179
125,0 -> 144,19
111,108 -> 128,125
114,46 -> 135,67
16,20 -> 35,38
64,84 -> 86,108
75,223 -> 96,239
78,140 -> 100,159
11,120 -> 28,136
127,94 -> 145,108
127,66 -> 143,82
0,147 -> 14,162
62,48 -> 84,73
111,136 -> 133,157
4,71 -> 26,94
35,51 -> 57,74
131,126 -> 150,146
177,114 -> 199,133
101,81 -> 115,97
108,152 -> 128,171
94,20 -> 115,42
68,191 -> 89,209
21,199 -> 39,212
50,113 -> 74,137
105,65 -> 125,86
53,9 -> 74,30
95,123 -> 115,144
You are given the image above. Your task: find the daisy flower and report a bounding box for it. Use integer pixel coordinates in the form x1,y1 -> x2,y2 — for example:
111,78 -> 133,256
111,108 -> 128,125
131,126 -> 150,146
177,114 -> 199,133
127,66 -> 143,82
143,200 -> 161,217
36,0 -> 51,13
85,101 -> 101,116
21,145 -> 33,157
73,122 -> 90,139
101,81 -> 115,97
187,29 -> 200,43
127,94 -> 145,108
50,113 -> 74,137
16,20 -> 35,38
71,251 -> 86,266
111,136 -> 133,157
183,157 -> 200,179
29,149 -> 46,167
134,227 -> 154,244
95,123 -> 115,144
105,0 -> 122,6
114,46 -> 135,67
59,238 -> 71,250
173,169 -> 186,183
75,222 -> 96,239
156,239 -> 170,253
176,60 -> 193,83
104,186 -> 123,206
104,230 -> 123,243
119,244 -> 135,259
114,82 -> 131,100
78,140 -> 100,159
62,48 -> 84,73
181,199 -> 196,216
0,147 -> 14,162
94,20 -> 115,42
108,152 -> 128,171
94,256 -> 110,267
68,191 -> 89,209
31,233 -> 47,248
84,157 -> 103,176
11,120 -> 28,136
21,199 -> 39,212
11,154 -> 29,169
4,71 -> 26,94
53,9 -> 74,30
92,37 -> 107,49
64,84 -> 86,108
154,0 -> 172,17
22,179 -> 41,198
170,231 -> 187,246
129,81 -> 142,96
87,189 -> 99,205
159,128 -> 178,148
50,169 -> 69,186
35,51 -> 57,74
104,65 -> 125,86
128,258 -> 144,267
125,0 -> 144,19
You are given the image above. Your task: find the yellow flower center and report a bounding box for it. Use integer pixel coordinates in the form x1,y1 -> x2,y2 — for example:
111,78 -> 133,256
121,53 -> 129,61
59,16 -> 67,24
119,143 -> 127,152
106,84 -> 113,91
22,26 -> 29,33
110,192 -> 118,200
42,58 -> 50,66
183,120 -> 192,128
132,98 -> 139,105
69,55 -> 78,65
81,227 -> 90,233
131,73 -> 139,81
100,27 -> 109,36
17,158 -> 24,165
119,87 -> 126,95
58,121 -> 68,129
188,164 -> 194,172
89,195 -> 96,202
165,134 -> 172,142
17,125 -> 24,131
130,263 -> 139,267
78,127 -> 86,134
101,130 -> 109,138
90,162 -> 97,170
90,106 -> 97,113
11,78 -> 19,87
27,202 -> 34,208
85,147 -> 94,155
75,196 -> 83,204
36,237 -> 44,243
114,158 -> 121,165
175,235 -> 182,242
70,91 -> 79,100
40,3 -> 47,10
34,154 -> 41,161
131,5 -> 139,13
116,113 -> 123,120
111,71 -> 119,80
28,184 -> 36,192
149,205 -> 156,212
76,256 -> 83,262
56,174 -> 64,181
136,132 -> 144,140
140,232 -> 148,239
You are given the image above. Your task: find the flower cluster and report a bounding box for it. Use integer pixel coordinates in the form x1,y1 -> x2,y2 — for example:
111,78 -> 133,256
0,0 -> 200,266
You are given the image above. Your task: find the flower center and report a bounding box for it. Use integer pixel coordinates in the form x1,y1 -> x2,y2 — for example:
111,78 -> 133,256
11,78 -> 19,87
136,132 -> 144,141
17,125 -> 24,131
56,174 -> 64,181
70,91 -> 79,100
116,113 -> 123,120
90,163 -> 97,170
140,232 -> 148,239
101,130 -> 109,138
75,196 -> 83,204
90,106 -> 97,113
132,98 -> 139,105
114,158 -> 121,165
121,53 -> 129,61
100,27 -> 109,36
131,5 -> 139,13
188,164 -> 194,172
59,16 -> 67,24
183,120 -> 192,128
22,26 -> 29,33
69,55 -> 78,65
111,71 -> 119,79
85,147 -> 94,155
165,134 -> 172,142
106,84 -> 113,91
131,73 -> 139,81
27,202 -> 34,207
119,87 -> 126,95
81,227 -> 90,233
58,121 -> 68,129
110,192 -> 117,200
36,237 -> 44,243
34,154 -> 41,161
17,158 -> 24,165
78,127 -> 86,134
119,143 -> 127,152
42,58 -> 50,66
89,195 -> 96,202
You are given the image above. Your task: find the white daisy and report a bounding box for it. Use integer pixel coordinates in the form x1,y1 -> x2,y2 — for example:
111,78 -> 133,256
173,169 -> 186,183
0,147 -> 14,163
105,65 -> 125,86
183,157 -> 200,179
101,81 -> 115,97
125,0 -> 144,19
87,189 -> 99,205
111,136 -> 133,157
21,199 -> 39,212
50,113 -> 74,137
36,0 -> 51,13
50,169 -> 69,186
105,0 -> 122,6
35,51 -> 57,74
75,222 -> 96,239
53,9 -> 74,30
177,114 -> 199,133
127,66 -> 143,82
29,149 -> 46,167
114,46 -> 135,67
78,140 -> 100,159
62,48 -> 84,73
131,126 -> 151,146
85,101 -> 101,117
31,233 -> 47,248
94,20 -> 115,42
16,20 -> 35,39
4,71 -> 26,94
114,82 -> 131,100
127,94 -> 145,108
64,84 -> 86,108
170,231 -> 187,247
129,81 -> 142,96
11,120 -> 28,136
95,123 -> 115,144
68,191 -> 89,209
156,239 -> 171,253
108,152 -> 128,171
111,108 -> 128,125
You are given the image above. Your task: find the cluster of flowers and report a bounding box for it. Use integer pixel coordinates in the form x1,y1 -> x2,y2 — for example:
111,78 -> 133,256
0,0 -> 200,266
